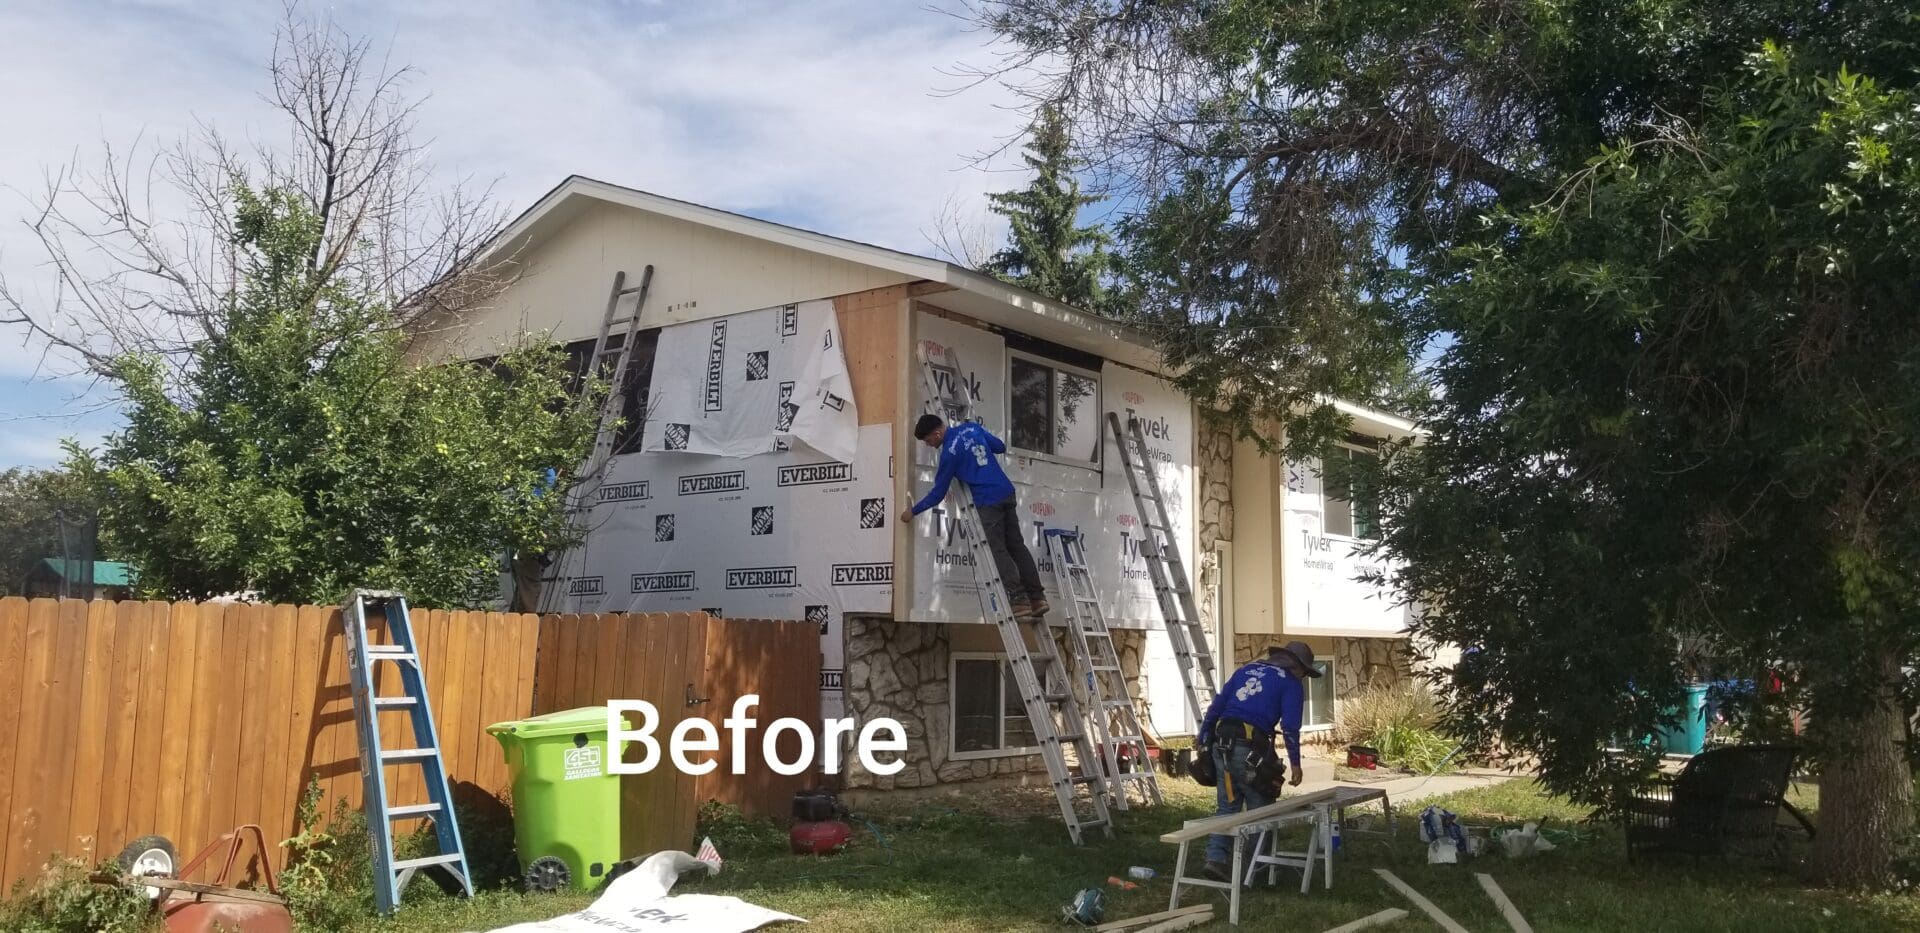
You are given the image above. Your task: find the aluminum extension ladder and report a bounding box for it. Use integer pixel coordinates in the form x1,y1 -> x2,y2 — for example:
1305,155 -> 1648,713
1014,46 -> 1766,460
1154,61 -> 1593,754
342,590 -> 472,914
1107,412 -> 1220,726
916,342 -> 1113,844
1044,528 -> 1163,810
538,267 -> 655,612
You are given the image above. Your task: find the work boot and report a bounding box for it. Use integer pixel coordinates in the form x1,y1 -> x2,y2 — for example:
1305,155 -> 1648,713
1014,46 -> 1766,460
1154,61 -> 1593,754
1028,596 -> 1051,618
1009,599 -> 1037,621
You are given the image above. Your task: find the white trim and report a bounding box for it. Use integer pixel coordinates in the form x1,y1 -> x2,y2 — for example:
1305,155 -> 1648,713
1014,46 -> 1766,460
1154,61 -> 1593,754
1303,658 -> 1338,729
949,652 -> 1042,761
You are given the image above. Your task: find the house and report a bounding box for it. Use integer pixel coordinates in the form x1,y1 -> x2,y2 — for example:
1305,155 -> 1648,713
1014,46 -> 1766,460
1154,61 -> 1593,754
411,176 -> 1418,791
23,559 -> 137,601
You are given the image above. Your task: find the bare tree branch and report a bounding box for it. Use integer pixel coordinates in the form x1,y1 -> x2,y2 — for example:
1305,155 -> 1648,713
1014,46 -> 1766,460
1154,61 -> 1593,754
0,6 -> 512,397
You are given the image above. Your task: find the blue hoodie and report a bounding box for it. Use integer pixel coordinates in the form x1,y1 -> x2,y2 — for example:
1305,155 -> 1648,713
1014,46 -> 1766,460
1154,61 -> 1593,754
910,421 -> 1017,513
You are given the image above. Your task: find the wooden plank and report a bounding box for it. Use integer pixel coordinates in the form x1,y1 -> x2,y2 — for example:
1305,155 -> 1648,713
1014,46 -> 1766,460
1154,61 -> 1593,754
511,613 -> 540,728
231,603 -> 275,837
591,609 -> 625,706
204,603 -> 253,848
284,605 -> 330,850
1374,869 -> 1471,933
153,602 -> 200,859
476,611 -> 520,795
834,286 -> 906,426
1476,874 -> 1534,933
259,603 -> 299,851
11,599 -> 90,876
179,602 -> 228,861
531,613 -> 562,714
0,598 -> 30,888
1320,908 -> 1409,933
0,598 -> 58,888
1135,912 -> 1214,933
316,606 -> 358,811
1160,788 -> 1341,842
95,601 -> 152,862
66,599 -> 119,862
1095,904 -> 1212,931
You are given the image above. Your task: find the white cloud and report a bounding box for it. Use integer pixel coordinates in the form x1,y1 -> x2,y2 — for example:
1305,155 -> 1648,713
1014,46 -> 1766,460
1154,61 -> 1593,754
0,0 -> 1030,432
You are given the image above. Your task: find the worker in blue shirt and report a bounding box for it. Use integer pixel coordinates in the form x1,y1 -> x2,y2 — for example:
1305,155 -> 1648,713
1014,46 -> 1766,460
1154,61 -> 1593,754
1196,640 -> 1321,880
899,413 -> 1049,621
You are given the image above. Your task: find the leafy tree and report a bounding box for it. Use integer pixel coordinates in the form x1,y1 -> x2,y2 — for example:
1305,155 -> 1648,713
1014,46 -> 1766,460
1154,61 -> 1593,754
1381,46 -> 1920,884
983,105 -> 1117,313
0,468 -> 99,596
1,16 -> 598,608
71,186 -> 596,607
977,1 -> 1920,882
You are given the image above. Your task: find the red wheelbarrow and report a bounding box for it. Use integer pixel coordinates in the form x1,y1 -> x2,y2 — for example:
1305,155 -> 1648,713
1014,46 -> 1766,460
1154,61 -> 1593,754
95,825 -> 294,933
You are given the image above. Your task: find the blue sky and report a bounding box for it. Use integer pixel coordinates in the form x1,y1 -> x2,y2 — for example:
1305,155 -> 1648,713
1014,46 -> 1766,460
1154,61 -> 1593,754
0,0 -> 1035,468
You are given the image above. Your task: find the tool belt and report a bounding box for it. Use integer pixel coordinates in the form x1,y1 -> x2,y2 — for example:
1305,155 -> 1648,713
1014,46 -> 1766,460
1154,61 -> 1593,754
1210,719 -> 1285,792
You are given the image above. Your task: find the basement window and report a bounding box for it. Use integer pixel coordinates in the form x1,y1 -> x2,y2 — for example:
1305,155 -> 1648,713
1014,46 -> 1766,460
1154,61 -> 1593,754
1303,660 -> 1335,730
1007,352 -> 1101,466
952,654 -> 1039,758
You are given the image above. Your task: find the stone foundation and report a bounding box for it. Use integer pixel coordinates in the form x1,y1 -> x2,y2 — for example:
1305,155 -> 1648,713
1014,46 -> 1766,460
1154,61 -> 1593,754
841,615 -> 1149,791
1229,634 -> 1411,695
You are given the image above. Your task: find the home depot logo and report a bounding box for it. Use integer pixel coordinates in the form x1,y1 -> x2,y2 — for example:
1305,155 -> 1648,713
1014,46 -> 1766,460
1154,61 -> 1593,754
750,506 -> 775,536
726,566 -> 797,589
1116,514 -> 1137,528
1029,502 -> 1055,517
599,481 -> 650,502
1123,391 -> 1144,405
703,320 -> 728,412
778,462 -> 852,487
631,572 -> 696,593
678,471 -> 747,495
831,563 -> 892,586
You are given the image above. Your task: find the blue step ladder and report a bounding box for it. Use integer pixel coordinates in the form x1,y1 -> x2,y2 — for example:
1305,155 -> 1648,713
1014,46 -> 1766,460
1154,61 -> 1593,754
342,590 -> 473,914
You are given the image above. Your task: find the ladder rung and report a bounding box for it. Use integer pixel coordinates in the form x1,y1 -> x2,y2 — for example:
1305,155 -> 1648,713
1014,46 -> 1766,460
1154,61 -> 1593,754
367,648 -> 417,662
391,853 -> 464,872
1054,732 -> 1085,743
1111,735 -> 1146,744
1069,775 -> 1103,785
374,696 -> 417,709
383,747 -> 440,762
387,802 -> 443,819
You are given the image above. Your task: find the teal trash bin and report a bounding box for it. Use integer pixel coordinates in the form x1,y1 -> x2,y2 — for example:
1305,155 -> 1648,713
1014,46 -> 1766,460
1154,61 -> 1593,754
1654,683 -> 1711,755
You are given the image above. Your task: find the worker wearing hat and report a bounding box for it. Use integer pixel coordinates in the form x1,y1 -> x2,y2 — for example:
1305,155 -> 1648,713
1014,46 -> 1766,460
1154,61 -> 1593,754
1197,640 -> 1322,880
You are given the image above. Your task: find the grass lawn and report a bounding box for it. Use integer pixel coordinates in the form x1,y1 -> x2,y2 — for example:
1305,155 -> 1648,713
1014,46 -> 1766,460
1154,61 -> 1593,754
344,777 -> 1917,932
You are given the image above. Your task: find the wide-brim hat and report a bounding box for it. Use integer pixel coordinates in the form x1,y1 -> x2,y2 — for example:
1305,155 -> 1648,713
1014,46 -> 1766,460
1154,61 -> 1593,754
1271,640 -> 1323,676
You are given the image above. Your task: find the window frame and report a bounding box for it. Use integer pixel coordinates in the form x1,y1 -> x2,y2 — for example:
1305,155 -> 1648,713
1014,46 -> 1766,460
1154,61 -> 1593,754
949,652 -> 1042,760
1321,444 -> 1381,542
1302,659 -> 1336,731
1004,350 -> 1102,470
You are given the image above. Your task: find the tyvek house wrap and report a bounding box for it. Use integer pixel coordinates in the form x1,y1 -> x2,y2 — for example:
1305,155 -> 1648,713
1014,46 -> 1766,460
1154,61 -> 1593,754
640,299 -> 859,464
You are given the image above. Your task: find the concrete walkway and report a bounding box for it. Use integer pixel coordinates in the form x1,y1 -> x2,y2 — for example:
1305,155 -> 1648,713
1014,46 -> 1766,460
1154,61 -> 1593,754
1292,759 -> 1520,808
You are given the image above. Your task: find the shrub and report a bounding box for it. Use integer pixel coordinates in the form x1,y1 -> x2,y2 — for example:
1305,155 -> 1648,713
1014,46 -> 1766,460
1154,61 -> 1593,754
0,857 -> 160,933
280,779 -> 376,929
1338,685 -> 1460,774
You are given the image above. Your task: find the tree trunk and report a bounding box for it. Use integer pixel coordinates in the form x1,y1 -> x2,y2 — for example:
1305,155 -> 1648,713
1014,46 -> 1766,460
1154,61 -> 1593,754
1810,651 -> 1914,887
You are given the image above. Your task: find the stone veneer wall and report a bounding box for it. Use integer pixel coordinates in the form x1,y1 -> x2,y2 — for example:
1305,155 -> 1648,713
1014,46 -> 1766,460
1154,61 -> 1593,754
841,615 -> 1149,790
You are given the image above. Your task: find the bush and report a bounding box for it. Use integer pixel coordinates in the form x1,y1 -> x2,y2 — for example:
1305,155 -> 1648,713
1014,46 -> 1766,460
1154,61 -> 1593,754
280,779 -> 376,930
1336,684 -> 1441,745
1337,685 -> 1460,773
0,857 -> 160,933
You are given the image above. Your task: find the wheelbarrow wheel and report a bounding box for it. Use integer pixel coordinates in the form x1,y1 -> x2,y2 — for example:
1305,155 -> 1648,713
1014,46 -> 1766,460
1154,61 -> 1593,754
525,856 -> 572,893
115,834 -> 177,900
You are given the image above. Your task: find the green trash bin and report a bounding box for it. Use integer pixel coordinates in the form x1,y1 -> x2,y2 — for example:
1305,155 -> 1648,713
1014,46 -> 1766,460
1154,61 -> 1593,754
487,706 -> 627,892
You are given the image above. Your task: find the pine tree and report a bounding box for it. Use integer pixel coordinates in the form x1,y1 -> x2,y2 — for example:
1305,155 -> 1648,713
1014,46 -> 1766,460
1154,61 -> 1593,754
983,106 -> 1115,313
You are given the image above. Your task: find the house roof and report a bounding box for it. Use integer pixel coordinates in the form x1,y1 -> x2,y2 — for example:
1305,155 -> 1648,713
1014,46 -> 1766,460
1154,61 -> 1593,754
35,559 -> 135,587
478,175 -> 1168,374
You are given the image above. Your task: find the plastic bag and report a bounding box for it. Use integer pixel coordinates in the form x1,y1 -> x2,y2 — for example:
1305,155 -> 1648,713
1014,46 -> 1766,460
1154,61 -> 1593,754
1418,806 -> 1469,864
1495,822 -> 1558,859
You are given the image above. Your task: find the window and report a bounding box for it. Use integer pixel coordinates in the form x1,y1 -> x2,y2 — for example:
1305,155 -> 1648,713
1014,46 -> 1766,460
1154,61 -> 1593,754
1007,353 -> 1101,464
557,331 -> 660,457
1322,446 -> 1380,540
1303,660 -> 1335,729
952,655 -> 1038,757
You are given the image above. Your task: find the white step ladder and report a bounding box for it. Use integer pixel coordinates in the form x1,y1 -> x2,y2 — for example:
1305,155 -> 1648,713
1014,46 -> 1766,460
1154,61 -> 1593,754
916,342 -> 1112,844
1044,528 -> 1163,810
1107,412 -> 1220,725
538,267 -> 655,613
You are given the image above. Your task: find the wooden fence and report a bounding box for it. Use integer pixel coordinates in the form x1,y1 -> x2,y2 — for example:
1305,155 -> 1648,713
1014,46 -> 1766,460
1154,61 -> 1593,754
0,597 -> 819,892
